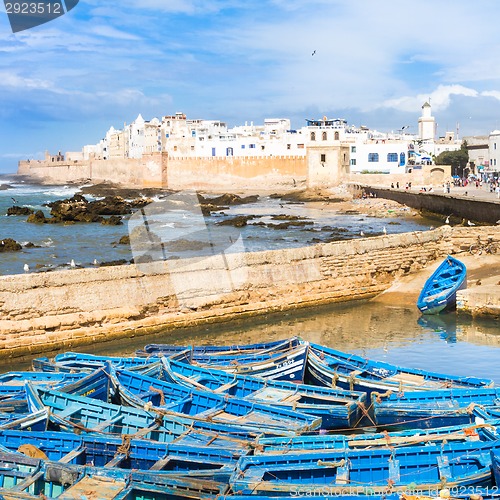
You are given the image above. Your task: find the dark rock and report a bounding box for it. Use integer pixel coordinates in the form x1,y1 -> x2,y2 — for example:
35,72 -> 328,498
98,259 -> 129,267
0,184 -> 13,190
0,238 -> 22,252
27,210 -> 47,223
23,242 -> 41,248
80,182 -> 172,199
198,193 -> 259,206
216,215 -> 255,228
7,206 -> 34,216
164,239 -> 212,252
101,215 -> 123,226
118,235 -> 130,245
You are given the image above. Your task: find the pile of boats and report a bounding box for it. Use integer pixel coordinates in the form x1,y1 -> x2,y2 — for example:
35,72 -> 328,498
0,337 -> 499,499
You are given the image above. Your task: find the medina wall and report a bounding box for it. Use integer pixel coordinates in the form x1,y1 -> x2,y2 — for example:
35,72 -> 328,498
164,155 -> 307,190
18,154 -> 307,191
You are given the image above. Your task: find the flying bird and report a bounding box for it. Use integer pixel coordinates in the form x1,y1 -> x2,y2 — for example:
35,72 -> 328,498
11,197 -> 18,204
311,50 -> 316,56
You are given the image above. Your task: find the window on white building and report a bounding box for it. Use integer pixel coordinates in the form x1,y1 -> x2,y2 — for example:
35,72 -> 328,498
350,159 -> 356,166
322,132 -> 327,141
320,154 -> 326,162
310,132 -> 316,141
351,146 -> 356,153
368,153 -> 379,162
387,153 -> 398,162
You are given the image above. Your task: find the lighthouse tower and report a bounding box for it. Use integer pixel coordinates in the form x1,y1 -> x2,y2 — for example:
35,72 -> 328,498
418,101 -> 436,141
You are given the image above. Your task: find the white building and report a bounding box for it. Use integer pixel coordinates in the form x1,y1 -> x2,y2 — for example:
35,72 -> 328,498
488,130 -> 500,174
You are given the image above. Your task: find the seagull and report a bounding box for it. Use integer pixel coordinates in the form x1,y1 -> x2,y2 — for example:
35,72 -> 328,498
312,50 -> 316,56
382,226 -> 387,235
467,220 -> 476,226
11,197 -> 18,204
93,259 -> 98,266
23,263 -> 29,273
360,231 -> 365,237
70,259 -> 76,268
445,215 -> 451,224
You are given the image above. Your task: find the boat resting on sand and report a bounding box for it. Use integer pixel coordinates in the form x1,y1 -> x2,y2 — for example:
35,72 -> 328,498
417,255 -> 467,315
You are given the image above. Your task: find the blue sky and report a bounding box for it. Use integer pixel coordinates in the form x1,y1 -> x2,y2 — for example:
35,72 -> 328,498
2,0 -> 500,172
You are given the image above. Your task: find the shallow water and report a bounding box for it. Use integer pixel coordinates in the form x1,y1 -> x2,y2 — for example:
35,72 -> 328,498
5,299 -> 499,384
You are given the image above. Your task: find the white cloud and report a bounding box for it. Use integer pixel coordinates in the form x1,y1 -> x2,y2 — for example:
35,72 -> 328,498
380,85 -> 479,113
90,25 -> 141,41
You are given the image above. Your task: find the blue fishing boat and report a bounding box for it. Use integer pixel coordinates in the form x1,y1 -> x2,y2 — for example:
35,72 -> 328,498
112,367 -> 321,436
255,419 -> 500,454
39,343 -> 310,383
0,450 -> 229,499
229,438 -> 500,495
137,336 -> 301,357
417,255 -> 467,314
0,428 -> 240,480
305,341 -> 493,397
24,383 -> 256,453
0,408 -> 48,432
372,387 -> 500,429
194,344 -> 309,382
162,356 -> 366,429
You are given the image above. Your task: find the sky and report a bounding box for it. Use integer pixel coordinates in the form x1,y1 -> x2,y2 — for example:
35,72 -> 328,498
2,0 -> 500,172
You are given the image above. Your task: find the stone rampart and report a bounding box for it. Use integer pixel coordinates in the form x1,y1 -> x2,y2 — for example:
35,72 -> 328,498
1,225 -> 495,361
17,155 -> 306,191
165,156 -> 307,190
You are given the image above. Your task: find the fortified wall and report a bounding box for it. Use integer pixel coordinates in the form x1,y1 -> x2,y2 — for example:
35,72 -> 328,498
18,154 -> 307,191
1,225 -> 497,362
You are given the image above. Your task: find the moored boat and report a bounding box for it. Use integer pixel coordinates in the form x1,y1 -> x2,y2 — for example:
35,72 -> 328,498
371,387 -> 500,429
162,356 -> 365,429
24,383 -> 255,453
417,255 -> 467,315
112,367 -> 321,436
305,341 -> 494,397
229,438 -> 500,495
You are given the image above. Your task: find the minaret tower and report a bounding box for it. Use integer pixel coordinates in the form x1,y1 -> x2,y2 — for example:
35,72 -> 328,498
418,101 -> 436,141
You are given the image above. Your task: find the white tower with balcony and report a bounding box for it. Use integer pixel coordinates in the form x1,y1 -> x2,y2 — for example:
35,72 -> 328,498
418,101 -> 436,141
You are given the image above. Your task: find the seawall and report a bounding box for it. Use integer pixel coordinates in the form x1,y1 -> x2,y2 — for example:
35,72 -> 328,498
350,184 -> 500,224
2,225 -> 497,362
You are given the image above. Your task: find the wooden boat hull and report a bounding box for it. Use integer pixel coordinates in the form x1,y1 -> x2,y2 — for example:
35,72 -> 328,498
372,387 -> 500,429
229,440 -> 499,495
25,384 -> 254,454
113,367 -> 322,437
163,357 -> 365,430
304,342 -> 493,398
417,255 -> 467,315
